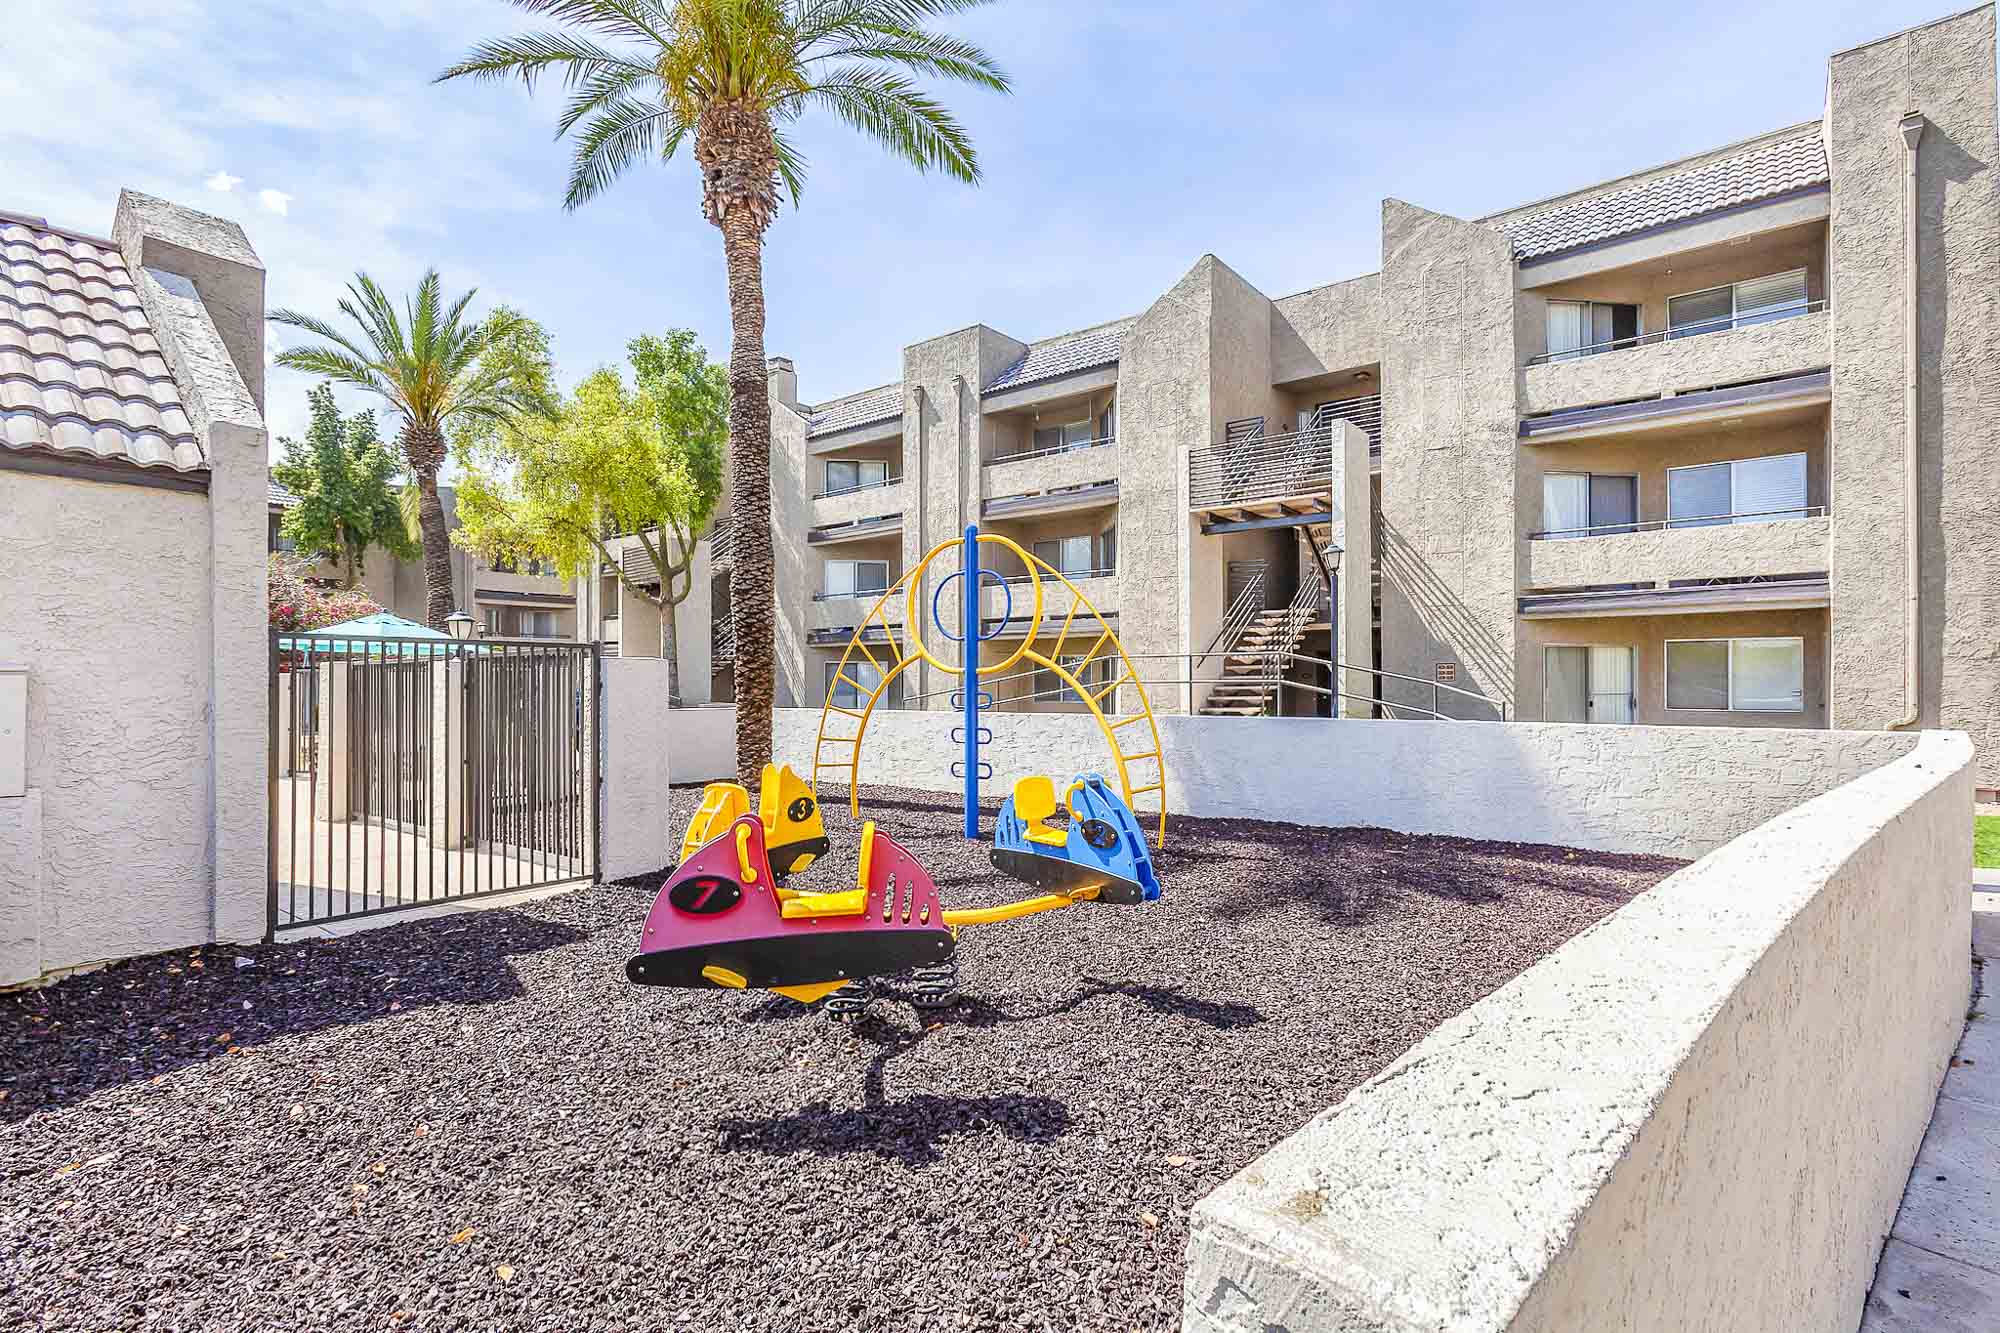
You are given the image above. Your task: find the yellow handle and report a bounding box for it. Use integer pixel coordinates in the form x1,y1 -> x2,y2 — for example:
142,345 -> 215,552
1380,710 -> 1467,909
735,825 -> 759,885
1063,779 -> 1087,822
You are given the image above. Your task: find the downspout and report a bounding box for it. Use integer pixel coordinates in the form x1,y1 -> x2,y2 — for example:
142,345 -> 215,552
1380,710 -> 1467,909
1893,110 -> 1926,730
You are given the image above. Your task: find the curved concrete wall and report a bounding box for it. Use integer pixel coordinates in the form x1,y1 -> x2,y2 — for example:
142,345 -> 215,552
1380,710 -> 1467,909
1181,729 -> 1971,1332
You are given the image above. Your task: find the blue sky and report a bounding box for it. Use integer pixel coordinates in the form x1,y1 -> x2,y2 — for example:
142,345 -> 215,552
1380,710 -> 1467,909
4,0 -> 1965,451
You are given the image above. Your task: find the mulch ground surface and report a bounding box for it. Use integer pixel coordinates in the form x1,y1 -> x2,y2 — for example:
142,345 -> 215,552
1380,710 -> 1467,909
0,786 -> 1681,1332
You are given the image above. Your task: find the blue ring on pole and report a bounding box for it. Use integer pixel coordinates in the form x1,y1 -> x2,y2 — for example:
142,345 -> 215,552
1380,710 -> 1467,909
931,568 -> 1012,642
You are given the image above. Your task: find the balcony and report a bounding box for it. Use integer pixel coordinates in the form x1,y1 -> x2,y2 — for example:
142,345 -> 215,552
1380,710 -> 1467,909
980,569 -> 1116,635
812,475 -> 902,529
807,511 -> 903,546
600,616 -> 620,658
982,436 -> 1117,500
1189,397 -> 1379,528
1521,306 -> 1829,418
981,480 -> 1117,523
1525,512 -> 1830,593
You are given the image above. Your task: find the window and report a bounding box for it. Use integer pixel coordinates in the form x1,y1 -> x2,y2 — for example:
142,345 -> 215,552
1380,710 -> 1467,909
1544,646 -> 1635,724
1096,524 -> 1116,574
1666,637 -> 1805,712
824,458 -> 889,494
1545,300 -> 1639,360
824,660 -> 892,709
531,610 -> 556,638
1542,472 -> 1637,537
1033,654 -> 1101,705
1031,417 -> 1098,453
1033,535 -> 1096,577
1668,269 -> 1808,339
1667,453 -> 1808,527
822,559 -> 890,600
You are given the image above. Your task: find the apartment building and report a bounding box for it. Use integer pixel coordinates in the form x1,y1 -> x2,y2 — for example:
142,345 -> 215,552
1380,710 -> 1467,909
268,478 -> 577,637
730,6 -> 2000,786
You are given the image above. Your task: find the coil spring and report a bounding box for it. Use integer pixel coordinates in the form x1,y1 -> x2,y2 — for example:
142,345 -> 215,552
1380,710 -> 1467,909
824,978 -> 872,1020
910,955 -> 958,1009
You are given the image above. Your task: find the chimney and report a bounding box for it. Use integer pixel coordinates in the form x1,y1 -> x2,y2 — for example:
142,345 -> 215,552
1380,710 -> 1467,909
766,355 -> 799,411
113,191 -> 267,414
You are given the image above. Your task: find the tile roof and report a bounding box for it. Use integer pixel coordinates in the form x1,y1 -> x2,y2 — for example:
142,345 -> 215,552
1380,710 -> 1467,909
0,213 -> 203,472
269,477 -> 297,507
984,318 -> 1133,393
1499,126 -> 1829,262
806,383 -> 903,438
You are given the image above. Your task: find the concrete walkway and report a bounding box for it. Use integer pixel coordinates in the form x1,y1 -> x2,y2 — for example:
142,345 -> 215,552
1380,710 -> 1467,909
1858,877 -> 2000,1331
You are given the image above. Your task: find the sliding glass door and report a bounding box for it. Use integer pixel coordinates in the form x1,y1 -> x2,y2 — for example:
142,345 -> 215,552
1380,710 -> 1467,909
1545,646 -> 1636,724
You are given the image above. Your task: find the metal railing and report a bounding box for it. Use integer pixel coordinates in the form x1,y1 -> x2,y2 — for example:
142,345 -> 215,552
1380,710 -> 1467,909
1189,396 -> 1381,509
1526,300 -> 1827,366
885,651 -> 1499,722
813,586 -> 894,602
708,518 -> 735,566
991,434 -> 1117,466
992,566 -> 1115,584
1196,566 -> 1268,672
812,474 -> 902,501
1529,505 -> 1827,540
712,611 -> 735,663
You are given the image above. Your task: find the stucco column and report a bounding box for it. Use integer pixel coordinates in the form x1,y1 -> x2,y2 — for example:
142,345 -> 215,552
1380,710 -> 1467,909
314,663 -> 351,822
427,659 -> 466,849
678,535 -> 714,705
1334,421 -> 1376,716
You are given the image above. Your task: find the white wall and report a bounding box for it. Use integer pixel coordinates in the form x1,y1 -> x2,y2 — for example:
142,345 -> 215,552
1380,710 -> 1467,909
1182,729 -> 1973,1332
0,475 -> 216,982
599,658 -> 673,882
771,708 -> 1918,859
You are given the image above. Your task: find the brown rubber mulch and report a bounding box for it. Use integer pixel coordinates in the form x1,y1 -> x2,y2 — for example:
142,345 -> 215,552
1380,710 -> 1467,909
0,786 -> 1682,1332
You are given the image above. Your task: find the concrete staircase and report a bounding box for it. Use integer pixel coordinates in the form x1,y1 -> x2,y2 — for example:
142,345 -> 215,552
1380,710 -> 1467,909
1198,603 -> 1315,716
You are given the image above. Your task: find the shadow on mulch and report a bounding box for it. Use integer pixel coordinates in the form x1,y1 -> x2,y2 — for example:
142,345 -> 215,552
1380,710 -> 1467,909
714,978 -> 1263,1163
0,910 -> 584,1124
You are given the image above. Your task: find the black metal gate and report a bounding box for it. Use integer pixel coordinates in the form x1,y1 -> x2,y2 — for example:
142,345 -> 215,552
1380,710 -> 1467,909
267,632 -> 600,936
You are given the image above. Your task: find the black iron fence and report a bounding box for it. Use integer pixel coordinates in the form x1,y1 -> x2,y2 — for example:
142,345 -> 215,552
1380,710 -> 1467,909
266,633 -> 599,936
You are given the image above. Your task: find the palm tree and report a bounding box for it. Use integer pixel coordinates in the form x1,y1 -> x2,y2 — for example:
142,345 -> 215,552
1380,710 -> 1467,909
438,0 -> 1010,783
270,273 -> 543,630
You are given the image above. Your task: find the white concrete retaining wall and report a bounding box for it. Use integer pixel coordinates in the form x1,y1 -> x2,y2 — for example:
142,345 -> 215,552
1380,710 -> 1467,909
600,659 -> 674,882
1182,729 -> 1973,1332
668,704 -> 737,786
770,709 -> 1918,859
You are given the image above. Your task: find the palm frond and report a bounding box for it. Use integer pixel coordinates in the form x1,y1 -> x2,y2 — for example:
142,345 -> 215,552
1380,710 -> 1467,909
804,66 -> 981,182
556,59 -> 661,134
490,0 -> 673,44
267,308 -> 380,369
802,27 -> 1009,92
273,346 -> 388,392
564,96 -> 680,209
771,129 -> 809,204
436,30 -> 659,91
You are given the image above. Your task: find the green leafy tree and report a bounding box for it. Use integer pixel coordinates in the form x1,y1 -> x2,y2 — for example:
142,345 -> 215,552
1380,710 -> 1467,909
440,0 -> 1010,781
271,384 -> 418,588
456,329 -> 727,702
270,272 -> 546,629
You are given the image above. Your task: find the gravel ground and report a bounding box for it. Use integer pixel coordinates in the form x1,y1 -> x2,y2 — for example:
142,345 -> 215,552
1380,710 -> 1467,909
0,787 -> 1681,1332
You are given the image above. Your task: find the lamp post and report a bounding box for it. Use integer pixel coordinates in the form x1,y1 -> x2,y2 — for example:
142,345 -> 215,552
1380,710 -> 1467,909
444,610 -> 474,641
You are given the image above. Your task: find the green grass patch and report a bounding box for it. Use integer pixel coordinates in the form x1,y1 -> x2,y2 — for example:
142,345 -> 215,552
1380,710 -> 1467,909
1976,816 -> 2000,869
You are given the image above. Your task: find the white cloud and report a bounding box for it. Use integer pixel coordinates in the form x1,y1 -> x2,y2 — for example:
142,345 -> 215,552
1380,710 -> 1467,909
257,188 -> 292,216
205,170 -> 241,192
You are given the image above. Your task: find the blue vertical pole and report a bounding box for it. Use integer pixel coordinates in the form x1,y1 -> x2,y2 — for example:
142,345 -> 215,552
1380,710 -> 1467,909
962,523 -> 980,839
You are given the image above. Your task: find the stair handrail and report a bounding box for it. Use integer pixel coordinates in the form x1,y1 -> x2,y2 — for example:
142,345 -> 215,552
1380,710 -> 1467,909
1253,577 -> 1322,714
1196,567 -> 1267,670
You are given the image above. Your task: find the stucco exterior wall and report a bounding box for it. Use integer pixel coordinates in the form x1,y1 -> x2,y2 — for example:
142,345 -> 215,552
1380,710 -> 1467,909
1525,516 -> 1830,589
0,475 -> 215,979
979,441 -> 1119,502
1517,607 -> 1830,728
1270,273 -> 1383,385
1379,201 -> 1520,718
1519,307 -> 1831,415
1183,729 -> 1970,1333
810,481 -> 905,531
1827,4 -> 2000,785
598,658 -> 672,881
768,706 -> 1914,859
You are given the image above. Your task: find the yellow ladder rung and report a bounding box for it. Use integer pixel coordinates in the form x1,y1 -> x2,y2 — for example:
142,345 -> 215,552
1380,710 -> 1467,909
1108,714 -> 1149,731
824,704 -> 865,720
832,672 -> 869,695
1128,783 -> 1164,796
1120,749 -> 1161,764
1087,673 -> 1126,708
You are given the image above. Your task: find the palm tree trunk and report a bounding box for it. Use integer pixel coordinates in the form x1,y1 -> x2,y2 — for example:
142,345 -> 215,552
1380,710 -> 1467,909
659,593 -> 682,707
718,210 -> 773,785
414,466 -> 455,630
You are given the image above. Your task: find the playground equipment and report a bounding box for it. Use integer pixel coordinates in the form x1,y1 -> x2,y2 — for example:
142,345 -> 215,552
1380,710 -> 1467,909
627,764 -> 1162,1005
811,524 -> 1168,849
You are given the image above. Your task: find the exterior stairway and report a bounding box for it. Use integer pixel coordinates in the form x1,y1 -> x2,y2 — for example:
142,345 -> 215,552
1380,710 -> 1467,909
1198,601 -> 1317,716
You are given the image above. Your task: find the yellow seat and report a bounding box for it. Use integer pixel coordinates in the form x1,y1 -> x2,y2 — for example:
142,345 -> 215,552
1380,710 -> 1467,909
681,783 -> 750,863
1013,776 -> 1070,846
779,888 -> 869,919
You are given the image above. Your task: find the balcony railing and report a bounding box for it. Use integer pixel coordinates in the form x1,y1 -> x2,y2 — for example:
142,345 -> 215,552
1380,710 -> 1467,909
1529,506 -> 1827,540
712,611 -> 734,663
1526,301 -> 1826,367
1190,397 -> 1380,511
812,586 -> 894,602
991,435 -> 1116,465
709,518 -> 735,566
994,566 -> 1114,584
811,475 -> 901,501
